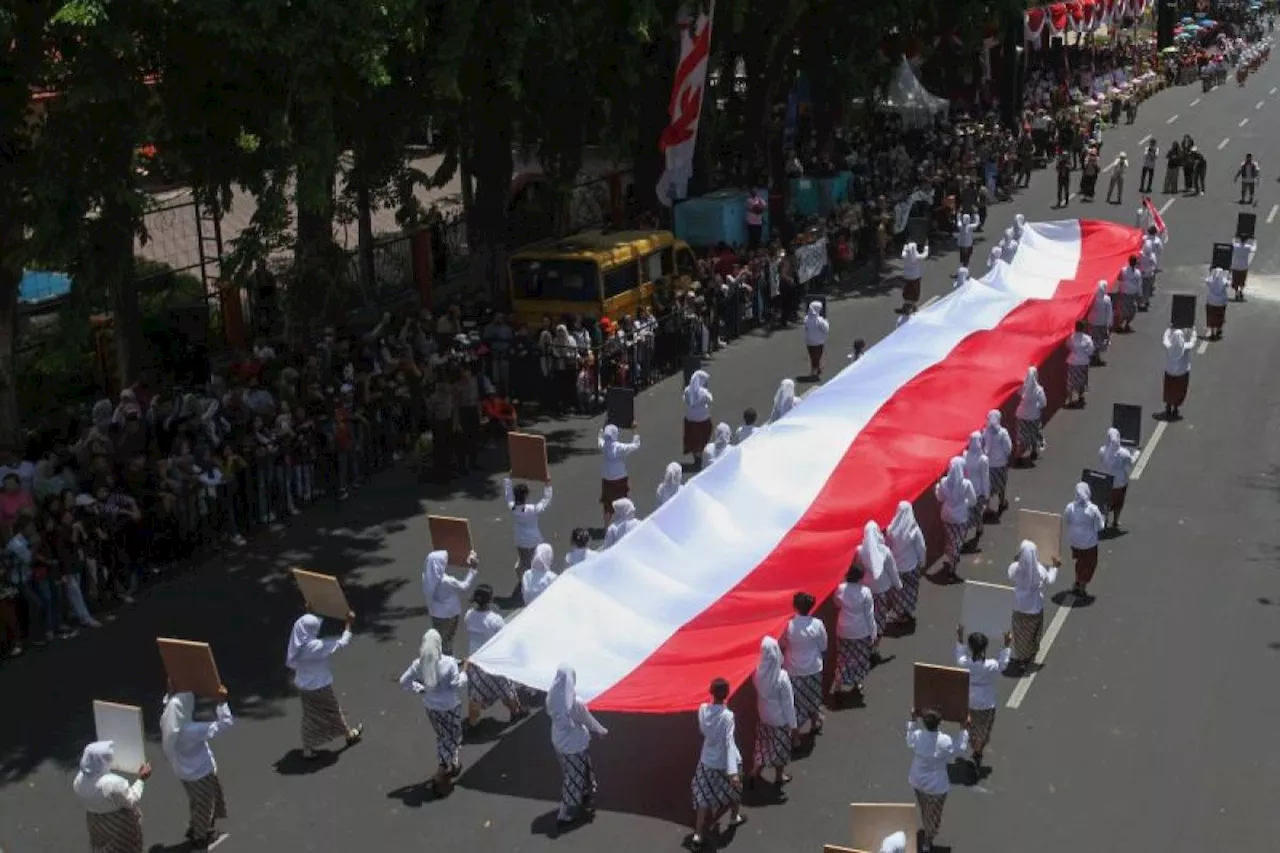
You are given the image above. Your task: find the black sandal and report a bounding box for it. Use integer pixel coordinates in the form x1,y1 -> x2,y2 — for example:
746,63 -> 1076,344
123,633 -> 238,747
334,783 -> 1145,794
345,724 -> 364,746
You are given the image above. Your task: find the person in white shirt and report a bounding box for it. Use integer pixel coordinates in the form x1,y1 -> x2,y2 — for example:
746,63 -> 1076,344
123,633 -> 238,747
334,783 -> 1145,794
857,520 -> 902,643
1099,428 -> 1139,530
803,301 -> 830,377
548,665 -> 608,827
1007,540 -> 1059,670
906,708 -> 969,853
161,690 -> 233,847
399,628 -> 467,793
981,410 -> 1012,517
502,477 -> 552,586
691,678 -> 745,850
748,637 -> 797,792
885,501 -> 927,624
986,243 -> 1002,272
1088,281 -> 1113,365
951,265 -> 969,291
1063,482 -> 1106,599
563,528 -> 594,569
781,591 -> 828,741
521,542 -> 559,607
598,424 -> 641,525
1013,213 -> 1027,243
1204,266 -> 1231,339
934,457 -> 975,578
833,563 -> 877,700
285,612 -> 363,759
602,498 -> 641,549
953,627 -> 1011,770
769,378 -> 798,423
1230,235 -> 1257,300
1138,234 -> 1159,310
955,214 -> 975,267
463,584 -> 524,727
683,370 -> 714,468
735,407 -> 760,443
703,423 -> 733,468
656,461 -> 684,507
1117,257 -> 1142,332
1162,325 -> 1197,420
1013,367 -> 1047,464
1065,321 -> 1096,408
74,740 -> 150,852
422,549 -> 479,654
961,431 -> 990,548
1000,226 -> 1019,263
900,242 -> 928,309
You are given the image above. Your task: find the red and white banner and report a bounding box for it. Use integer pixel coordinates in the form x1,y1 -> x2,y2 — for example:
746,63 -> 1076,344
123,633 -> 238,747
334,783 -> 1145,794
656,2 -> 715,208
1143,196 -> 1168,239
471,220 -> 1144,713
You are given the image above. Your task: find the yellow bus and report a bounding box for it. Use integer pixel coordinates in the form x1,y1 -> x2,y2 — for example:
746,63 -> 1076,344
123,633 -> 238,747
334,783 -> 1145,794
508,229 -> 698,326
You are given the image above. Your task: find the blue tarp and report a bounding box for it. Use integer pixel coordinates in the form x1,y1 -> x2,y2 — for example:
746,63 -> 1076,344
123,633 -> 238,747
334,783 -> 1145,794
20,270 -> 72,304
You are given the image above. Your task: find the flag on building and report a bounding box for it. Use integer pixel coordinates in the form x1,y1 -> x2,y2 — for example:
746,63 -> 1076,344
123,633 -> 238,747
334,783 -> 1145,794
656,2 -> 715,208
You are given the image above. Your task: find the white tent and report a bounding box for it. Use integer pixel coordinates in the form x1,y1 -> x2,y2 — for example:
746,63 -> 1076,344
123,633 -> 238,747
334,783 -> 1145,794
879,58 -> 950,128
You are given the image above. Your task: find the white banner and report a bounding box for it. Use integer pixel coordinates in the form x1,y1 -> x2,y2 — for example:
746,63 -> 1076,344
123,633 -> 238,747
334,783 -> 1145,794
795,238 -> 828,284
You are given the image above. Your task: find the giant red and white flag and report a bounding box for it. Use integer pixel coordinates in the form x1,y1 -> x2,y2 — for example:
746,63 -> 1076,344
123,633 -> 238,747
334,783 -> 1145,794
471,219 -> 1144,713
656,2 -> 715,207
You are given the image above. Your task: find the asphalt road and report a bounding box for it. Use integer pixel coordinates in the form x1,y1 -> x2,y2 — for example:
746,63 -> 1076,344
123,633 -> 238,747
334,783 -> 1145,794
7,64 -> 1280,853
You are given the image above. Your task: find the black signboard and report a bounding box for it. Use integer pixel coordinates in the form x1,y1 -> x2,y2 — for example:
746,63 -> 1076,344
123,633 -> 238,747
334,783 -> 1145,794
1112,403 -> 1143,448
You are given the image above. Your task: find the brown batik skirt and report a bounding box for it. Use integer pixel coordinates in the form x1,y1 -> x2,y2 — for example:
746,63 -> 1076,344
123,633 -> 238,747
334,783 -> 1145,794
1163,371 -> 1190,407
1206,303 -> 1226,329
600,477 -> 630,512
968,707 -> 997,751
182,773 -> 228,835
1072,545 -> 1099,586
1110,485 -> 1128,514
299,684 -> 351,750
1011,610 -> 1045,662
807,345 -> 824,373
914,789 -> 948,841
683,418 -> 713,455
903,277 -> 922,303
85,806 -> 144,853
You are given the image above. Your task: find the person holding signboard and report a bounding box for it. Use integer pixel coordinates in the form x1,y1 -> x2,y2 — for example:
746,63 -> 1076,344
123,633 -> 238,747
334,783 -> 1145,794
954,626 -> 1012,770
1099,428 -> 1139,531
935,458 -> 976,580
1007,541 -> 1059,671
399,628 -> 467,793
160,691 -> 233,847
1064,483 -> 1107,599
286,613 -> 363,759
463,584 -> 525,728
1013,367 -> 1047,465
956,213 -> 975,268
1204,267 -> 1231,339
1161,325 -> 1197,420
422,550 -> 479,654
598,424 -> 641,525
886,501 -> 928,625
502,476 -> 552,583
74,741 -> 150,853
683,371 -> 714,470
906,709 -> 968,853
1231,234 -> 1257,300
900,242 -> 928,310
1088,282 -> 1112,366
803,301 -> 830,378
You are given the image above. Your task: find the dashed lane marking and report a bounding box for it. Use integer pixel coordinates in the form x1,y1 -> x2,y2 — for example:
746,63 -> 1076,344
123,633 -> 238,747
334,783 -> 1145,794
1006,600 -> 1073,709
1158,198 -> 1177,215
1167,114 -> 1180,124
1267,204 -> 1278,224
1218,137 -> 1231,150
1190,98 -> 1201,106
1197,340 -> 1209,355
1257,100 -> 1266,110
1130,420 -> 1169,481
1240,117 -> 1250,127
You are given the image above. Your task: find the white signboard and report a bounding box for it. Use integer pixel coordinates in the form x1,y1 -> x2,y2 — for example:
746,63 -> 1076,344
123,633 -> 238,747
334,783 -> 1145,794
961,580 -> 1015,642
92,700 -> 146,775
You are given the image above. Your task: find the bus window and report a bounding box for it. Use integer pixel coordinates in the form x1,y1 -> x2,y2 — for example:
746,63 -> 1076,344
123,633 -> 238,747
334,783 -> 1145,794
510,259 -> 600,301
603,262 -> 641,298
643,251 -> 664,283
675,246 -> 697,279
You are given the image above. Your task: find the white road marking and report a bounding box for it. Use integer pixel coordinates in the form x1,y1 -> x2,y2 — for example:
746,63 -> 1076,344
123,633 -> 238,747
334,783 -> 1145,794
1257,100 -> 1266,110
1158,197 -> 1177,215
1268,204 -> 1279,224
208,834 -> 230,850
1271,87 -> 1278,95
1240,117 -> 1250,127
1139,134 -> 1152,145
1197,340 -> 1209,355
1190,98 -> 1201,106
1167,114 -> 1180,124
1006,601 -> 1073,709
1218,137 -> 1231,150
1131,420 -> 1169,481
1103,155 -> 1124,173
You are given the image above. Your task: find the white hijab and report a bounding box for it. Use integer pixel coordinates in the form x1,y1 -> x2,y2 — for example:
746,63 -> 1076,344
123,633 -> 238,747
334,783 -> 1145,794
1090,281 -> 1112,324
954,266 -> 970,289
612,498 -> 636,523
160,692 -> 195,766
1020,366 -> 1041,400
771,379 -> 797,421
857,520 -> 889,582
712,422 -> 731,450
601,424 -> 619,446
547,664 -> 578,721
806,301 -> 823,319
1014,213 -> 1026,240
938,456 -> 969,504
964,430 -> 985,465
888,499 -> 921,544
683,370 -> 710,407
529,542 -> 554,575
987,245 -> 1003,268
1166,327 -> 1190,354
286,613 -> 323,670
1073,481 -> 1091,506
1100,427 -> 1124,468
73,741 -> 115,801
656,462 -> 683,505
421,549 -> 448,604
983,409 -> 1005,441
753,636 -> 786,696
418,628 -> 443,689
903,241 -> 920,260
1010,539 -> 1042,587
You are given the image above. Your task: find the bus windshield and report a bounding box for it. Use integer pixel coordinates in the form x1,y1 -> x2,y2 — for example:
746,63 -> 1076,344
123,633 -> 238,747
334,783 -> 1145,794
510,259 -> 600,302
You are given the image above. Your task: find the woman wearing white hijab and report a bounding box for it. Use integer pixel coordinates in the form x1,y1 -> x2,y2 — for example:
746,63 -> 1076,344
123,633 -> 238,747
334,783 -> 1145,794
956,213 -> 975,267
951,265 -> 970,290
856,521 -> 902,640
399,627 -> 468,793
160,690 -> 234,846
886,501 -> 927,625
900,241 -> 928,308
602,497 -> 641,549
1013,212 -> 1027,242
74,741 -> 150,852
702,423 -> 733,468
463,584 -> 525,728
656,461 -> 684,507
782,591 -> 828,742
521,542 -> 559,606
285,611 -> 363,759
1007,540 -> 1059,670
1162,325 -> 1197,420
502,475 -> 552,584
803,301 -> 830,377
1087,281 -> 1113,365
1065,320 -> 1096,408
683,370 -> 714,468
769,378 -> 798,422
934,457 -> 976,579
749,637 -> 797,793
954,626 -> 1011,771
986,243 -> 1003,272
1204,266 -> 1231,339
598,423 -> 641,525
962,431 -> 990,549
422,549 -> 479,653
981,410 -> 1013,516
548,664 -> 609,827
833,562 -> 877,700
906,708 -> 968,853
1013,367 -> 1047,465
1063,482 -> 1106,599
691,677 -> 746,850
1000,226 -> 1018,262
1099,427 -> 1139,530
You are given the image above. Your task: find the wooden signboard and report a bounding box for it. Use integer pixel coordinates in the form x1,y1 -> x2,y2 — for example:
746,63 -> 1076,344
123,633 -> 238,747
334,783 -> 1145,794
1112,403 -> 1143,447
851,803 -> 918,853
157,639 -> 224,699
606,387 -> 636,430
428,515 -> 473,566
92,700 -> 146,775
507,432 -> 550,482
1081,469 -> 1115,515
912,663 -> 969,724
292,568 -> 351,621
961,580 -> 1014,642
1017,509 -> 1063,565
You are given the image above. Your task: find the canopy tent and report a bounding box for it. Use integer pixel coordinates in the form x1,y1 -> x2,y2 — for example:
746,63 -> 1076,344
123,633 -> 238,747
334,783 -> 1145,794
878,58 -> 950,128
